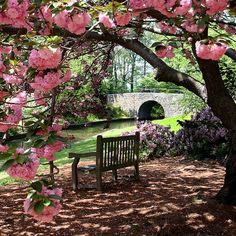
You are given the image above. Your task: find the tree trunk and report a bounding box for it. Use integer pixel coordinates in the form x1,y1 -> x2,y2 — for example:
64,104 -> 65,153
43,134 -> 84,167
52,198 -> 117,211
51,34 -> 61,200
215,130 -> 236,204
196,58 -> 236,204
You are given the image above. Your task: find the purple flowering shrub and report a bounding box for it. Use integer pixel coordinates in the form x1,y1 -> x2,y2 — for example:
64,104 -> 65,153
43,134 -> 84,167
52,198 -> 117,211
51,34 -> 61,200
174,108 -> 229,160
124,121 -> 175,159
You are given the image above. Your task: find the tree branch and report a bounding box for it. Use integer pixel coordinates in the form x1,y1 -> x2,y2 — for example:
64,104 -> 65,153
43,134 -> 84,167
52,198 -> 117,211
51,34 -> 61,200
225,48 -> 236,62
84,31 -> 207,100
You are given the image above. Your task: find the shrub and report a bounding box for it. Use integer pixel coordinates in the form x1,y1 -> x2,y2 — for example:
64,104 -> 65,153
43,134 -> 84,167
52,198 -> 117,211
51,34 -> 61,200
125,121 -> 175,160
174,108 -> 229,160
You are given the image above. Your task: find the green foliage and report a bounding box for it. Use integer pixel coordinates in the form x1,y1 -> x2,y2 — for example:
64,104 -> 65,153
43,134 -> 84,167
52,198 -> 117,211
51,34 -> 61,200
180,91 -> 207,114
150,104 -> 164,118
135,73 -> 183,93
220,59 -> 236,99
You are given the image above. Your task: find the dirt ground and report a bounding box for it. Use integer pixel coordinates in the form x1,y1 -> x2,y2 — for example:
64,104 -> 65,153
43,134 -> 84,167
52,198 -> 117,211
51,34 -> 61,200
0,156 -> 236,236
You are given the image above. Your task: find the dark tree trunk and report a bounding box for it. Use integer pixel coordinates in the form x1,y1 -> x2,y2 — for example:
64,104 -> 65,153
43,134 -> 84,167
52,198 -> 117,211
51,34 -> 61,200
197,58 -> 236,204
215,131 -> 236,204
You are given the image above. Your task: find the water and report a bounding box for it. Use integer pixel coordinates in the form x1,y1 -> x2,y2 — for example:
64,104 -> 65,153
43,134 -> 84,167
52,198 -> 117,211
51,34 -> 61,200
62,119 -> 136,142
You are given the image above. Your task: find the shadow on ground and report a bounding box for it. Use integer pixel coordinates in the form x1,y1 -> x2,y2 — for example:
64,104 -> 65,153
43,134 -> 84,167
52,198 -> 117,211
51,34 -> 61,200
0,157 -> 236,236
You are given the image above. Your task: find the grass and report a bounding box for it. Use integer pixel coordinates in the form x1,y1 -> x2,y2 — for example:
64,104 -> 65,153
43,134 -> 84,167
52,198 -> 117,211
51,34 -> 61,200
0,115 -> 190,185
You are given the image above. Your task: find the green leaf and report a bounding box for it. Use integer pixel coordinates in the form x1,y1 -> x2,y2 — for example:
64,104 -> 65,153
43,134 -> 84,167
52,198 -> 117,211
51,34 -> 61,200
0,152 -> 13,159
27,190 -> 36,199
16,155 -> 29,164
43,198 -> 52,206
0,159 -> 14,171
33,139 -> 46,148
31,181 -> 43,193
34,202 -> 44,214
47,135 -> 56,144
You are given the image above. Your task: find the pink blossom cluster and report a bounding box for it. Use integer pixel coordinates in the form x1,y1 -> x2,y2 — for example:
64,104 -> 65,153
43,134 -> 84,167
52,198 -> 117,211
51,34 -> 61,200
0,144 -> 9,152
31,141 -> 65,161
195,41 -> 228,60
3,74 -> 22,85
7,153 -> 40,181
30,71 -> 62,92
36,118 -> 63,136
129,0 -> 152,10
29,48 -> 61,70
54,11 -> 91,35
30,69 -> 71,96
0,91 -> 26,132
99,13 -> 115,28
128,0 -> 228,18
0,0 -> 30,29
156,46 -> 175,58
115,12 -> 131,26
158,21 -> 177,34
204,0 -> 228,15
181,20 -> 206,33
24,187 -> 62,222
8,91 -> 27,111
38,6 -> 53,35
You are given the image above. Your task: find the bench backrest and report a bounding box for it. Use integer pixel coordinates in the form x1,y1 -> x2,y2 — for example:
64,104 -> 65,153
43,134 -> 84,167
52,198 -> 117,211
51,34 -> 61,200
96,132 -> 140,172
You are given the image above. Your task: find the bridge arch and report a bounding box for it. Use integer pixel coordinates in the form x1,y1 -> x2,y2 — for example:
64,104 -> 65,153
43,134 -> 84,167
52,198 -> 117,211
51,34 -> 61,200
138,100 -> 165,120
107,93 -> 184,118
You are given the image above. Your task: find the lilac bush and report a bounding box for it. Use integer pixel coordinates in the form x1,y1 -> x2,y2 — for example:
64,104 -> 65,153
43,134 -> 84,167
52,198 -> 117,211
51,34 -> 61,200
174,108 -> 229,160
124,121 -> 175,159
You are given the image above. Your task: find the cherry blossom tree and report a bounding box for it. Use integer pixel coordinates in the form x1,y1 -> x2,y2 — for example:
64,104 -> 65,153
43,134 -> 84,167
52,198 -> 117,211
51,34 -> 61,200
0,0 -> 236,221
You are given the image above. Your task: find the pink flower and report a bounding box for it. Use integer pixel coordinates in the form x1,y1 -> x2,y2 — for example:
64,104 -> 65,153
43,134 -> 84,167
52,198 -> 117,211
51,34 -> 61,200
24,187 -> 62,222
0,46 -> 12,54
0,144 -> 9,152
32,141 -> 65,161
181,20 -> 206,33
9,91 -> 27,111
129,0 -> 152,10
158,21 -> 177,34
195,41 -> 228,60
156,46 -> 175,58
173,0 -> 192,16
3,74 -> 22,85
61,69 -> 72,83
115,12 -> 131,26
54,11 -> 90,35
205,0 -> 228,15
29,48 -> 61,70
30,70 -> 62,92
33,90 -> 47,106
0,0 -> 30,29
0,122 -> 14,132
99,13 -> 115,28
7,153 -> 40,181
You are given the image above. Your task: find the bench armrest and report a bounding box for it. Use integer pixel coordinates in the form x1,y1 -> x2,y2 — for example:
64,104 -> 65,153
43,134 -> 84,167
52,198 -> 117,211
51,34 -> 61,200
68,152 -> 97,159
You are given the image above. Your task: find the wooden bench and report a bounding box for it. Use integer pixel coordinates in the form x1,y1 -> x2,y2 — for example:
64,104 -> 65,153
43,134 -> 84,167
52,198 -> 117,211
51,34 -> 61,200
68,132 -> 140,191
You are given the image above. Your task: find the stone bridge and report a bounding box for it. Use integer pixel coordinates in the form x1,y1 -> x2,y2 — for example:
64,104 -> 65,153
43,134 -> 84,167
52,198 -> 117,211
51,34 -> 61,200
107,93 -> 184,119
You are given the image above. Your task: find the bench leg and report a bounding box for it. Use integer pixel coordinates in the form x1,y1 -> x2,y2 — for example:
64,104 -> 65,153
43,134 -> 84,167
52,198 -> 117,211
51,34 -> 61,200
134,162 -> 140,181
72,157 -> 80,191
112,169 -> 118,182
96,170 -> 102,191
